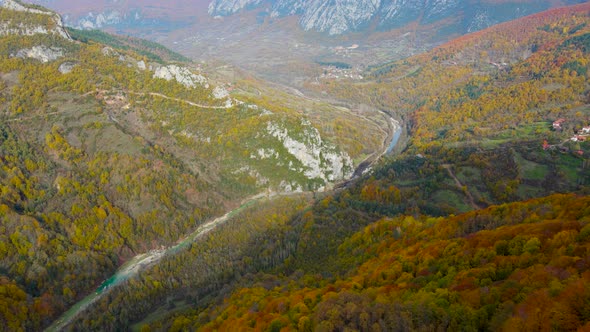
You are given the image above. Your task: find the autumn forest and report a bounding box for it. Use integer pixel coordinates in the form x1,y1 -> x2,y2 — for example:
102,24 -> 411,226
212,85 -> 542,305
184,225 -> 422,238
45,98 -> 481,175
1,1 -> 590,331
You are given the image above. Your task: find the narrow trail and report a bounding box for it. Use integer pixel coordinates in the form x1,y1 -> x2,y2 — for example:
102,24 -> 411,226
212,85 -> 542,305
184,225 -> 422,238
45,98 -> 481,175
127,91 -> 230,109
442,164 -> 481,210
5,110 -> 68,122
5,89 -> 228,123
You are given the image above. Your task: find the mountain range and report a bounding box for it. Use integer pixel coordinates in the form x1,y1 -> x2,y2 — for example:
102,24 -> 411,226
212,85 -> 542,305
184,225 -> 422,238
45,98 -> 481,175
21,0 -> 590,91
209,0 -> 586,35
25,0 -> 586,35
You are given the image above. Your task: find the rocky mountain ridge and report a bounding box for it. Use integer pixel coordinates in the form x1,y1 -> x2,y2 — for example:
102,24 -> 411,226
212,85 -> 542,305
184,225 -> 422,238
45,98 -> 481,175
23,0 -> 585,36
22,0 -> 211,30
209,0 -> 583,35
0,0 -> 70,38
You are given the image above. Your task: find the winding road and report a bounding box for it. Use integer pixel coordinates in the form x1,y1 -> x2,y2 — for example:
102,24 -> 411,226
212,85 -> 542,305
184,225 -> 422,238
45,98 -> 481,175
127,91 -> 231,109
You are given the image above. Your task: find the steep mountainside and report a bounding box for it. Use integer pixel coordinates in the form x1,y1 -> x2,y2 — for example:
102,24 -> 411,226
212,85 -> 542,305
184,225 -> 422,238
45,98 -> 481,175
22,0 -> 581,90
21,0 -> 590,92
0,0 -> 69,38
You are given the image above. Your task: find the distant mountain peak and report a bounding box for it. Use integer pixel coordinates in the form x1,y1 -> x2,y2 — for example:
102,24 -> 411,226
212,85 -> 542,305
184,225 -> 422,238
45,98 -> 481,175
207,0 -> 264,16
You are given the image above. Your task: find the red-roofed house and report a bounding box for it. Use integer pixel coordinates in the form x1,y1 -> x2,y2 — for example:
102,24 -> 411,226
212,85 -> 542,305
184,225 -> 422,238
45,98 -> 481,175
553,119 -> 566,130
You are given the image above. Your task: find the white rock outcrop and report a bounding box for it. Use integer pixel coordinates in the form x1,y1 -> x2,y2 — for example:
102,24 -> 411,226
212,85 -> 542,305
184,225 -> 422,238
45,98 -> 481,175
58,61 -> 77,74
212,86 -> 229,99
253,148 -> 279,160
153,65 -> 208,89
76,11 -> 122,30
137,60 -> 147,71
101,47 -> 118,57
208,0 -> 458,35
0,23 -> 48,36
207,0 -> 264,16
13,46 -> 63,63
266,121 -> 353,182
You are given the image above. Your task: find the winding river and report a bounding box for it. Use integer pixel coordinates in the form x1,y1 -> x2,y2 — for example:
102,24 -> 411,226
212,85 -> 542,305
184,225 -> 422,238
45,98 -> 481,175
45,112 -> 402,332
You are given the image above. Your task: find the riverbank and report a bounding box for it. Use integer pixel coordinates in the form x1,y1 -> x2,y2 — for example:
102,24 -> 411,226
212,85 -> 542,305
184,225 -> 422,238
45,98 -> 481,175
44,192 -> 272,332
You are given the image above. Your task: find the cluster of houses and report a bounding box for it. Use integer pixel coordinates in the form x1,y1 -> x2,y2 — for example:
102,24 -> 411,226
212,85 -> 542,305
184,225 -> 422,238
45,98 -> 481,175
571,126 -> 590,142
543,138 -> 585,155
552,118 -> 590,142
319,66 -> 364,80
545,119 -> 589,156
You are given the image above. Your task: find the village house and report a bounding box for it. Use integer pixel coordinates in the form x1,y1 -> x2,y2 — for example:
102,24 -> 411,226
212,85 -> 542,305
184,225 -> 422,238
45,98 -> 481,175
553,118 -> 566,130
570,125 -> 590,141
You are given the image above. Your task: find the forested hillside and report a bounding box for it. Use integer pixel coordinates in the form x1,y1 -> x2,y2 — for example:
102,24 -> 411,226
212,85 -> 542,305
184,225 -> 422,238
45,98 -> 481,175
165,194 -> 590,331
311,3 -> 590,210
0,2 -> 381,330
57,4 -> 590,331
322,3 -> 590,152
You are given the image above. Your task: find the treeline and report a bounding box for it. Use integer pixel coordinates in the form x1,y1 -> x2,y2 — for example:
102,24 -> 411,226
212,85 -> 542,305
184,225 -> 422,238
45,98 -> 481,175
316,61 -> 352,69
0,8 -> 56,34
66,28 -> 190,63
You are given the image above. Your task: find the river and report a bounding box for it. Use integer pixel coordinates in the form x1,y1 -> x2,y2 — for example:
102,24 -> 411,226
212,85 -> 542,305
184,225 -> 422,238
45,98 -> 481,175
45,192 -> 268,332
386,118 -> 402,154
45,113 -> 403,332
